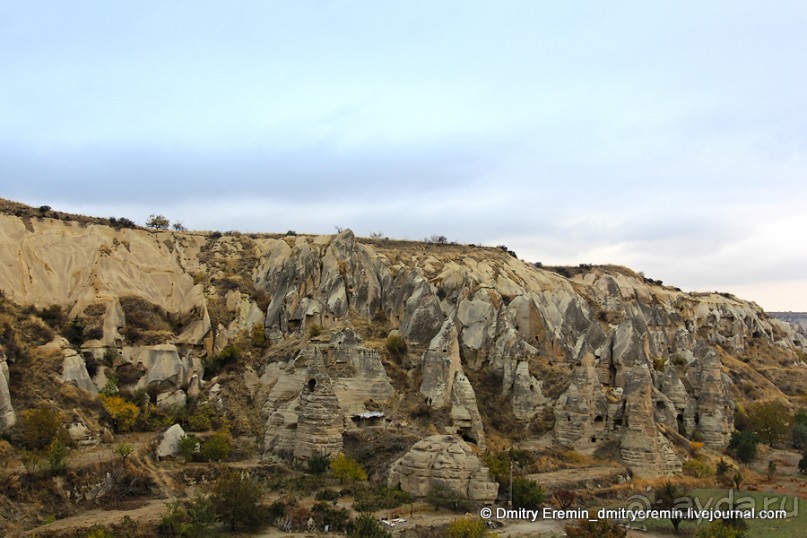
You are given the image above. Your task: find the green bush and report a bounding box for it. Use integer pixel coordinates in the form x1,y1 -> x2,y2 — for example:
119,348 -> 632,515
352,484 -> 412,512
695,520 -> 748,538
308,324 -> 323,338
308,452 -> 331,474
157,496 -> 216,537
178,435 -> 200,462
186,403 -> 216,432
683,459 -> 714,478
512,477 -> 544,509
200,431 -> 232,462
445,517 -> 491,538
728,431 -> 759,463
315,488 -> 341,502
746,400 -> 791,446
385,334 -> 407,361
310,502 -> 351,532
211,472 -> 263,531
203,345 -> 241,379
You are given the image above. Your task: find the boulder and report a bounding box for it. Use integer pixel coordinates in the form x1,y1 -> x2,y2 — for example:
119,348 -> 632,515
156,424 -> 186,458
388,435 -> 498,503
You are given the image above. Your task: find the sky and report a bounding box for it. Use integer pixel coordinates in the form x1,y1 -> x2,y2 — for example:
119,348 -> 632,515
1,1 -> 806,311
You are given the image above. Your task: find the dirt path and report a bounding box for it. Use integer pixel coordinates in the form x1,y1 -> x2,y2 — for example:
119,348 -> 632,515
525,464 -> 627,489
23,498 -> 172,537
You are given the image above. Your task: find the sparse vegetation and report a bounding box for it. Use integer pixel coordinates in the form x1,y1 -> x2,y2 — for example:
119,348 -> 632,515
445,517 -> 491,538
211,471 -> 263,531
425,484 -> 476,513
146,214 -> 170,229
564,518 -> 627,537
385,333 -> 407,361
727,430 -> 759,463
330,452 -> 367,483
745,400 -> 791,446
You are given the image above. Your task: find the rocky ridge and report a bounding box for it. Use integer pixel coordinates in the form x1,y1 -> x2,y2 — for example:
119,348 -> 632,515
1,208 -> 806,487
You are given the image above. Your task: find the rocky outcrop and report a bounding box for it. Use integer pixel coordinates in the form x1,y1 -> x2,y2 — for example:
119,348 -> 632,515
293,350 -> 344,462
554,353 -> 609,446
449,372 -> 485,448
2,207 -> 806,478
387,435 -> 498,503
156,424 -> 186,458
619,366 -> 682,477
0,351 -> 15,430
510,360 -> 546,421
62,349 -> 98,394
420,320 -> 463,408
685,347 -> 734,449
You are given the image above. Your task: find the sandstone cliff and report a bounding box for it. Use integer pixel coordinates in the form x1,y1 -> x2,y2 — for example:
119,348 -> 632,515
1,204 -> 805,482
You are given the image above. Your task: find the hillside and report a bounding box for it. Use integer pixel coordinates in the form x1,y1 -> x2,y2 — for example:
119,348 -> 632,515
0,200 -> 806,536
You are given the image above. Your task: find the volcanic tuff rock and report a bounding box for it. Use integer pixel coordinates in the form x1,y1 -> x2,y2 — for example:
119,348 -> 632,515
1,208 -> 805,477
387,434 -> 498,503
0,351 -> 15,429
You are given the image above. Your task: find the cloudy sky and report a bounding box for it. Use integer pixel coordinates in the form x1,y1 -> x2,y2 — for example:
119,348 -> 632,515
2,1 -> 806,311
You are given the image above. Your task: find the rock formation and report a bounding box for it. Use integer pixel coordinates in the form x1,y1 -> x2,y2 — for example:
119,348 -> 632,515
293,349 -> 344,462
1,205 -> 805,478
387,435 -> 498,503
0,351 -> 15,430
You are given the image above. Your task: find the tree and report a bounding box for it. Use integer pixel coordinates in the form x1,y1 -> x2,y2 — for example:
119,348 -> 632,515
654,481 -> 690,533
728,431 -> 759,464
171,221 -> 186,231
746,400 -> 791,446
330,452 -> 367,483
445,517 -> 490,538
798,451 -> 807,474
792,408 -> 807,448
512,477 -> 544,509
308,452 -> 331,474
146,214 -> 170,229
211,471 -> 262,531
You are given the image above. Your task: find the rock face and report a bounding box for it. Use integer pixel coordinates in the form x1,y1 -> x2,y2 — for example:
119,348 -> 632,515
387,435 -> 498,503
554,353 -> 609,447
619,367 -> 682,477
449,372 -> 485,449
0,351 -> 15,430
685,347 -> 734,449
62,349 -> 98,394
293,350 -> 344,462
420,320 -> 463,408
1,208 -> 806,478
